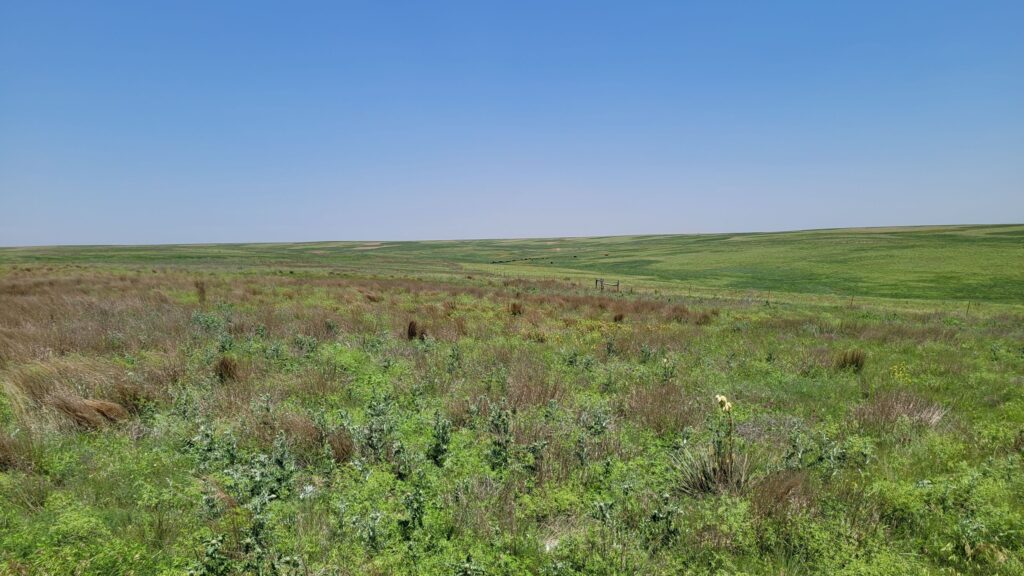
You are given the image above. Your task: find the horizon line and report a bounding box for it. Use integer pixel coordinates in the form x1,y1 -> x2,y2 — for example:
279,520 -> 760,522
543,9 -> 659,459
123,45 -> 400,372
1,222 -> 1021,251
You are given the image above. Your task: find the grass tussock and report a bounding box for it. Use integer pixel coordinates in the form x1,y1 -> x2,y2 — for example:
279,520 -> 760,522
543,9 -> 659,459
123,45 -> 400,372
194,279 -> 207,305
675,445 -> 751,497
834,349 -> 867,372
406,320 -> 425,340
328,427 -> 356,464
214,355 -> 239,383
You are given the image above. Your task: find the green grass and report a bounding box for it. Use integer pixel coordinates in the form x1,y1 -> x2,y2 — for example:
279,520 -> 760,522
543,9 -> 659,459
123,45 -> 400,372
3,224 -> 1022,303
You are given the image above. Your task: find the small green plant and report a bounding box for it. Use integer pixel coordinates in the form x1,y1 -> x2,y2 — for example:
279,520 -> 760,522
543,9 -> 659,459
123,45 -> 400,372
451,554 -> 486,576
293,334 -> 319,357
363,395 -> 394,461
427,411 -> 452,467
399,484 -> 425,540
488,405 -> 513,472
188,534 -> 230,576
356,510 -> 384,552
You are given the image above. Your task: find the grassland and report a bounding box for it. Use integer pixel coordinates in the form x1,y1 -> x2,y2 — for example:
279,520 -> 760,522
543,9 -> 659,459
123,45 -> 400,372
0,225 -> 1022,575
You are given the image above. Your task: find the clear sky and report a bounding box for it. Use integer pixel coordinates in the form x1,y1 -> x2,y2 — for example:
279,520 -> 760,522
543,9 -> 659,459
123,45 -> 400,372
1,1 -> 1022,246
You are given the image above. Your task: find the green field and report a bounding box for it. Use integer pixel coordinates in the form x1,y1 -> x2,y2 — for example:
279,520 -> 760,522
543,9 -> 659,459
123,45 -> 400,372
1,225 -> 1022,575
3,224 -> 1022,303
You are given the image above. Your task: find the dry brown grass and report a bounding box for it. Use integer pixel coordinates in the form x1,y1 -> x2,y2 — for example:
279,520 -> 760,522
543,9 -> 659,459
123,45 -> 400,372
276,412 -> 324,463
443,395 -> 480,428
1,356 -> 157,430
619,383 -> 698,435
854,390 -> 946,430
505,351 -> 561,410
215,356 -> 239,383
752,470 -> 814,520
0,432 -> 34,472
0,271 -> 189,364
328,427 -> 356,464
49,395 -> 129,429
694,310 -> 717,326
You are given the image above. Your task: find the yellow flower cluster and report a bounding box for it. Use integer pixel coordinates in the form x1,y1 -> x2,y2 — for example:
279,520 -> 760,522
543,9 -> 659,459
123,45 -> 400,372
715,394 -> 733,413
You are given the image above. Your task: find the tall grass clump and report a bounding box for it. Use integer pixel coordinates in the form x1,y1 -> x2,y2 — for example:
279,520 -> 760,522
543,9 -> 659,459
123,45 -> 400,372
214,355 -> 239,382
407,320 -> 425,340
194,279 -> 207,306
834,349 -> 867,373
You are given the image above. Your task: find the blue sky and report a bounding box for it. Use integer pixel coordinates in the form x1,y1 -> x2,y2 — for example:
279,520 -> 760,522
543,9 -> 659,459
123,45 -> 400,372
1,1 -> 1022,245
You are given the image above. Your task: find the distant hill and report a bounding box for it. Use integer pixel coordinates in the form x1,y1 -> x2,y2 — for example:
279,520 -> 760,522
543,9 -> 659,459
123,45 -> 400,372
2,224 -> 1022,303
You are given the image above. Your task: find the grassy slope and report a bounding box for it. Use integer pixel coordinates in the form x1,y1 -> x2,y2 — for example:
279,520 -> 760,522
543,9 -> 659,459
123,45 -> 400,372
2,224 -> 1022,303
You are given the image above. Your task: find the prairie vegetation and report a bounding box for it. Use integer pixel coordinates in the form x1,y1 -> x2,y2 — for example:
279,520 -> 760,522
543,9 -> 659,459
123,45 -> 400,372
0,227 -> 1023,574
